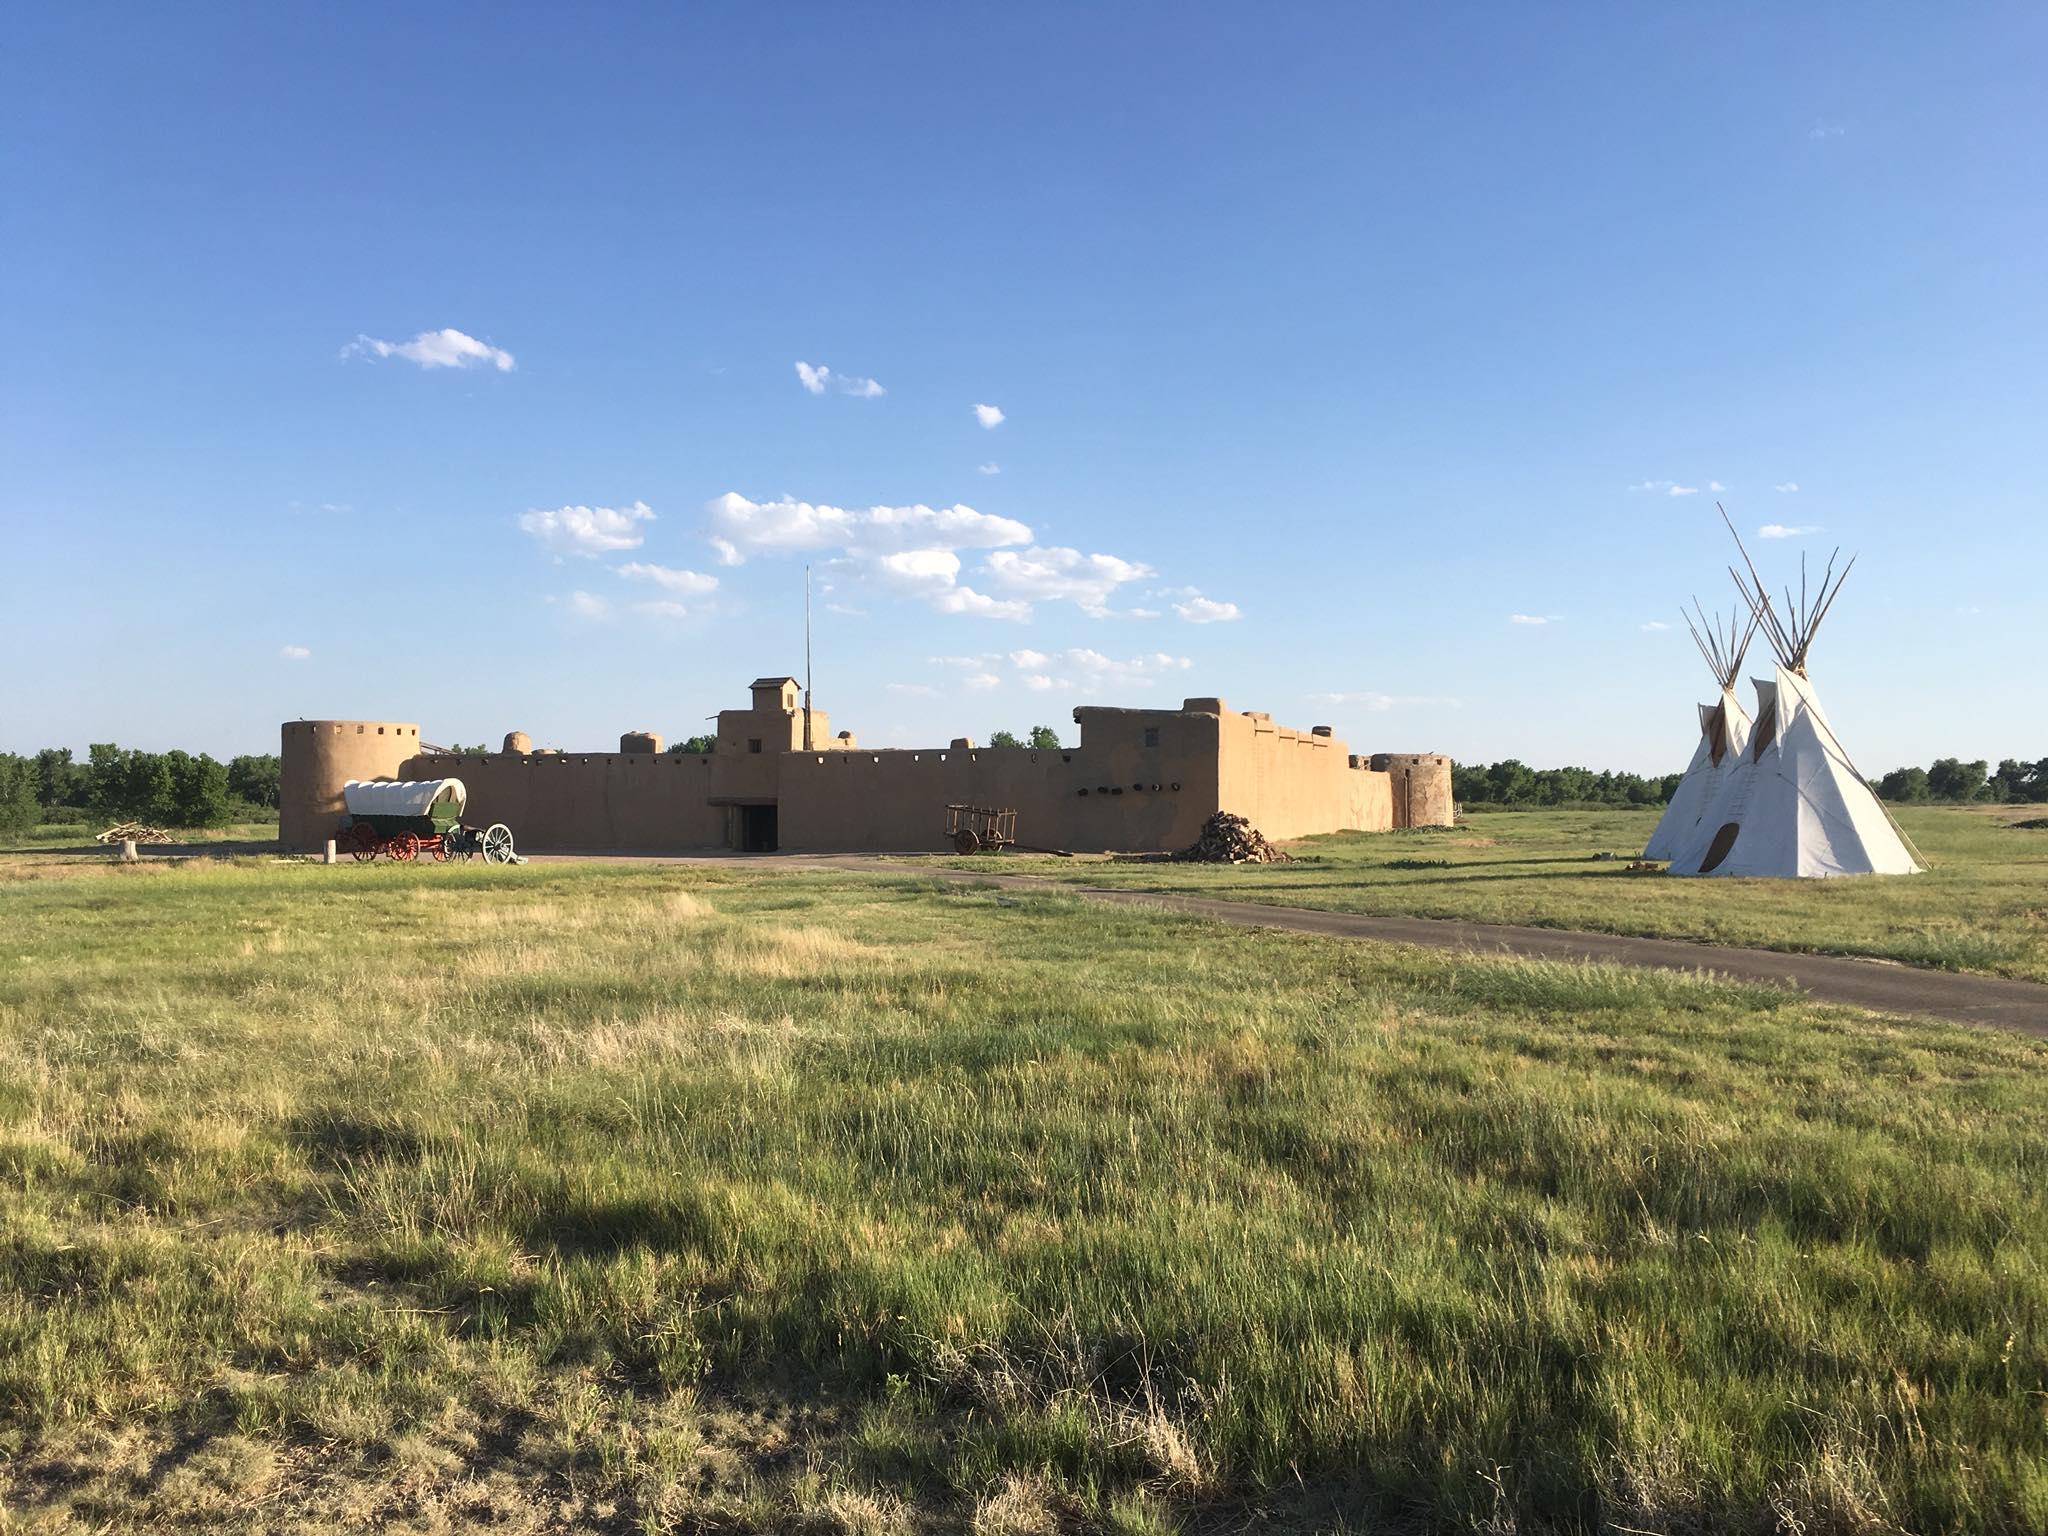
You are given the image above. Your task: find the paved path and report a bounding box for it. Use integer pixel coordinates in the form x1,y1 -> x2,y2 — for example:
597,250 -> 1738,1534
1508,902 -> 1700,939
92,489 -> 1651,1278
523,853 -> 2048,1036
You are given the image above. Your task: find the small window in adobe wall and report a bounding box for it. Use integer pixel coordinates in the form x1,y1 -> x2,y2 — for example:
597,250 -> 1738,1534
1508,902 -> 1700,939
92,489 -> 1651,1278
1144,727 -> 1160,748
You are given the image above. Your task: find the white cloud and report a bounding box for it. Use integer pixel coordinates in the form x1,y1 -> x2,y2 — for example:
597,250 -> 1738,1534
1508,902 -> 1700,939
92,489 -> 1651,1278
1640,620 -> 1672,632
1758,523 -> 1821,539
632,600 -> 691,620
795,360 -> 885,397
1808,120 -> 1846,140
963,672 -> 1002,691
616,561 -> 718,596
1010,648 -> 1192,695
1627,478 -> 1707,497
1173,594 -> 1240,624
977,463 -> 1001,476
345,327 -> 514,371
707,493 -> 1031,563
1774,481 -> 1800,494
981,546 -> 1152,617
548,590 -> 611,620
280,644 -> 310,660
1509,613 -> 1560,625
872,548 -> 1029,621
1668,484 -> 1700,497
1008,648 -> 1050,670
825,602 -> 868,618
1708,481 -> 1726,492
518,500 -> 655,558
974,403 -> 1005,429
1127,607 -> 1161,620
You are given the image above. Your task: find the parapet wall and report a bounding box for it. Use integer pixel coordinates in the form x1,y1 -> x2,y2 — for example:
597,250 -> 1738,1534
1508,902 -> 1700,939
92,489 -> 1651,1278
279,720 -> 421,851
1213,707 -> 1392,839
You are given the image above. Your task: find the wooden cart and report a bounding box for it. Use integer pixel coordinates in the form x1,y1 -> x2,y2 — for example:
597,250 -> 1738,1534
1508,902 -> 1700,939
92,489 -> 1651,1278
944,803 -> 1017,854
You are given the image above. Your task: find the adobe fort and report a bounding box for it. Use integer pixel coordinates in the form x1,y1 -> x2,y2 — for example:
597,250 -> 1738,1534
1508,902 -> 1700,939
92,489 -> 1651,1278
279,676 -> 1452,855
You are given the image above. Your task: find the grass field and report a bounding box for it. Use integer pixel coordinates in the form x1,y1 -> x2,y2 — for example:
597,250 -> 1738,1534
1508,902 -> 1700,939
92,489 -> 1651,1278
931,806 -> 2048,983
2,850 -> 2045,1533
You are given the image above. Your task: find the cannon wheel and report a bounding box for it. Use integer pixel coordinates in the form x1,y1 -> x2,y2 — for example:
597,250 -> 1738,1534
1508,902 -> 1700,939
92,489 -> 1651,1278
953,827 -> 981,855
444,830 -> 474,863
388,831 -> 421,862
481,823 -> 516,864
348,824 -> 379,862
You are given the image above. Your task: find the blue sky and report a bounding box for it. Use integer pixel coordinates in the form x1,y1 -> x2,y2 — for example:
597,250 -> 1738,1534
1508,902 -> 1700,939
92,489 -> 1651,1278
5,3 -> 2042,773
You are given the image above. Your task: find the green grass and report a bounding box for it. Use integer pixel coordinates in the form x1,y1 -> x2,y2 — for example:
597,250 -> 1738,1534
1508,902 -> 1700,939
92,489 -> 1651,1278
1,855 -> 2045,1532
926,806 -> 2048,982
2,817 -> 279,850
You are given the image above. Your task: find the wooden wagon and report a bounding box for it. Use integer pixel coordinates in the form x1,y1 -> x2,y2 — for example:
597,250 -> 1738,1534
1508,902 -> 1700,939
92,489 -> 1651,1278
944,803 -> 1017,854
340,778 -> 516,864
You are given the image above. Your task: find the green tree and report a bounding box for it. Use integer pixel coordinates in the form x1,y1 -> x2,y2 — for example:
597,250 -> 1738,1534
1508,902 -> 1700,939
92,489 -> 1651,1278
988,729 -> 1021,748
1026,725 -> 1061,751
669,735 -> 717,756
227,754 -> 282,810
1926,758 -> 1987,802
169,752 -> 232,828
0,755 -> 39,838
1876,766 -> 1931,803
123,753 -> 176,824
35,747 -> 82,807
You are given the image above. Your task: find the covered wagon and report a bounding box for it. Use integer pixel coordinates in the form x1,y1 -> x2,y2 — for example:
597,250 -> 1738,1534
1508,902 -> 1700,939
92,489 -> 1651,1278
340,778 -> 516,864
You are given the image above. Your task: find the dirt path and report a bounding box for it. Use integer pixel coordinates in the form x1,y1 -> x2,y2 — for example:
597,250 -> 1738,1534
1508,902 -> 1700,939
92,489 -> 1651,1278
525,852 -> 2048,1034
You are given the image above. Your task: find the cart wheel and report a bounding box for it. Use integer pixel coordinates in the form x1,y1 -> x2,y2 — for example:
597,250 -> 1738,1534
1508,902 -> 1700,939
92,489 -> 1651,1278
349,824 -> 378,862
481,823 -> 516,864
953,828 -> 981,855
431,836 -> 451,862
390,832 -> 420,862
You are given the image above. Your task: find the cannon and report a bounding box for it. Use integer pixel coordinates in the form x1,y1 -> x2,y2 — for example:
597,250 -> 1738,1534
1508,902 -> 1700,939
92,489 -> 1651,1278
339,778 -> 516,864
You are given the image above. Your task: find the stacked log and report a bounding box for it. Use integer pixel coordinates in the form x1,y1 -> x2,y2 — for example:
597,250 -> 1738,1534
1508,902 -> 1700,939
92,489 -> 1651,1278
1176,811 -> 1292,864
94,822 -> 174,845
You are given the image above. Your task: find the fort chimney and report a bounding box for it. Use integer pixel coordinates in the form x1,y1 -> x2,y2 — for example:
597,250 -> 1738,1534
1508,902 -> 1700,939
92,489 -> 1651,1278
619,731 -> 663,754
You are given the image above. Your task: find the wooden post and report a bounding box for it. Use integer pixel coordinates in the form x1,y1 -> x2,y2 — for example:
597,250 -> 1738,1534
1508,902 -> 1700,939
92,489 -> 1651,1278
120,839 -> 137,862
324,838 -> 337,865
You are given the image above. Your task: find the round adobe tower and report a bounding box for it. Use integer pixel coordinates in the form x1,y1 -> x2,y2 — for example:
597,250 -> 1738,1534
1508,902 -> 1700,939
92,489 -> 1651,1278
1369,752 -> 1455,828
279,720 -> 421,851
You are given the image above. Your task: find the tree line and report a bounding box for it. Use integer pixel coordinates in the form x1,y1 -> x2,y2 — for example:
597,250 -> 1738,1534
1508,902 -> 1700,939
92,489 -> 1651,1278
1454,754 -> 2048,809
0,746 -> 282,837
1452,761 -> 1683,808
1872,757 -> 2048,804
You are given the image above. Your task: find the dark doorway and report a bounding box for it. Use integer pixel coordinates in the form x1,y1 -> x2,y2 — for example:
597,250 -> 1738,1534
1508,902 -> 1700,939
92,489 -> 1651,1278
738,804 -> 779,852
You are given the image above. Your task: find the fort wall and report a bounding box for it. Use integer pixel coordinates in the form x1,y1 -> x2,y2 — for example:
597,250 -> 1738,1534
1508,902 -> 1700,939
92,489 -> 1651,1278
296,678 -> 1449,857
279,720 -> 421,851
397,749 -> 726,852
1211,705 -> 1392,839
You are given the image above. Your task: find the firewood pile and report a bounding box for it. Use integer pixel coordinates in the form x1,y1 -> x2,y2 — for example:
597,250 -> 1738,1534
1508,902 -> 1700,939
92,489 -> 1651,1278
1176,811 -> 1292,864
95,822 -> 174,845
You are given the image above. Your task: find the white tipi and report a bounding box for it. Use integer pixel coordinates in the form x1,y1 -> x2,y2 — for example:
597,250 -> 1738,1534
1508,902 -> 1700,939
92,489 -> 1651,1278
1665,516 -> 1924,879
1643,602 -> 1758,861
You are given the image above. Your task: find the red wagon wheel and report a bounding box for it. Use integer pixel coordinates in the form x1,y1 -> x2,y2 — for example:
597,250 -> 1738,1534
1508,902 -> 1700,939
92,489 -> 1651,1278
349,824 -> 379,862
389,831 -> 421,863
430,836 -> 450,862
